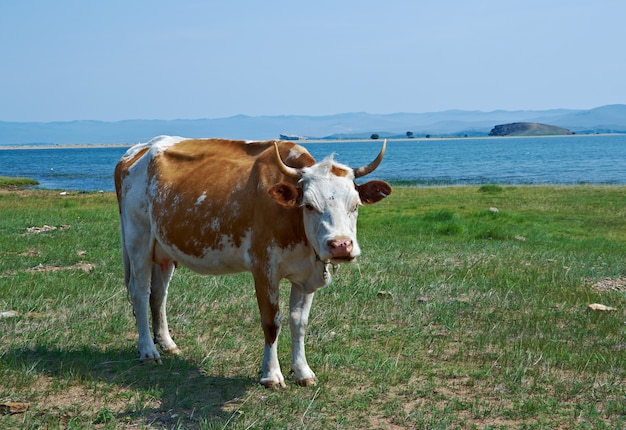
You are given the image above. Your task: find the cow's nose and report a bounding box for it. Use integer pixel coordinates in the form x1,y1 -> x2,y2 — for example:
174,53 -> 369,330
327,238 -> 353,258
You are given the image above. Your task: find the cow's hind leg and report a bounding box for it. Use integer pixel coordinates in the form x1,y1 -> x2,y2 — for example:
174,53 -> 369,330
128,258 -> 162,362
150,261 -> 181,355
122,222 -> 162,362
289,284 -> 317,386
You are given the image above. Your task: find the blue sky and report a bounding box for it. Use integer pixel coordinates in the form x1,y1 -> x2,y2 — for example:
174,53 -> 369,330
1,1 -> 624,122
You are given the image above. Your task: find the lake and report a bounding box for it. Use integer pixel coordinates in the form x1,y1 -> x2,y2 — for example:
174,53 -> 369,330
1,135 -> 625,191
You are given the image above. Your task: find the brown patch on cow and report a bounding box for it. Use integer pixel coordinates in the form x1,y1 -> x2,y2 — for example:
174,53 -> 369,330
250,259 -> 281,346
127,146 -> 150,166
283,145 -> 316,169
163,149 -> 203,162
147,139 -> 309,258
331,165 -> 351,177
267,182 -> 301,207
357,180 -> 393,204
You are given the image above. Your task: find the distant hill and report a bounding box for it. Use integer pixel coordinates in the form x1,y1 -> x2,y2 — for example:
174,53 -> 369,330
489,122 -> 574,137
0,104 -> 624,145
543,104 -> 626,134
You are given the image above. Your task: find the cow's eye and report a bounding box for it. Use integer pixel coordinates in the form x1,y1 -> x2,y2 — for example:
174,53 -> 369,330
304,204 -> 315,211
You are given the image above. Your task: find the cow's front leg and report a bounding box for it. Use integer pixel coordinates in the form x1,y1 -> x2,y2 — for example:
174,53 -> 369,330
289,284 -> 317,386
150,262 -> 180,355
253,274 -> 285,388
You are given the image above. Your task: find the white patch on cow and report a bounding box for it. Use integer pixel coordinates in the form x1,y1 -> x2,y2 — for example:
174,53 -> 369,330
164,229 -> 254,275
226,201 -> 240,219
274,311 -> 282,328
287,147 -> 306,161
152,135 -> 186,150
195,192 -> 207,206
298,157 -> 361,263
274,242 -> 331,294
243,247 -> 253,268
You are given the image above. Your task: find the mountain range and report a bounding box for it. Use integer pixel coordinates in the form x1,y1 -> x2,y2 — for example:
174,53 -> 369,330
1,104 -> 625,145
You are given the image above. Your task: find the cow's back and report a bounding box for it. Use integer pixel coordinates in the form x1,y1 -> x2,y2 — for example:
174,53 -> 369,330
149,138 -> 266,189
116,137 -> 315,194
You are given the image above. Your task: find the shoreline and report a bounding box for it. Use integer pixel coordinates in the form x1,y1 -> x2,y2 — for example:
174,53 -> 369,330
0,143 -> 134,151
3,183 -> 626,195
0,133 -> 620,150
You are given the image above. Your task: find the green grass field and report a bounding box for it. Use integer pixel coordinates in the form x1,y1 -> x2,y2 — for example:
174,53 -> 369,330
1,186 -> 625,429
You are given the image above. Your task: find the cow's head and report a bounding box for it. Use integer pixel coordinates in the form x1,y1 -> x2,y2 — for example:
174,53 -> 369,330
268,141 -> 392,264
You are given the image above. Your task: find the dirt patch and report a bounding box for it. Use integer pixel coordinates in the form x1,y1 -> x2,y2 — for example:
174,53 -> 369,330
1,248 -> 39,257
591,277 -> 626,292
24,224 -> 71,235
20,249 -> 40,257
19,375 -> 155,426
0,401 -> 30,415
26,262 -> 95,274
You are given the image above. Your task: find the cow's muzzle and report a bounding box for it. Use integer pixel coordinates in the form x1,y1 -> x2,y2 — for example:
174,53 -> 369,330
327,238 -> 355,262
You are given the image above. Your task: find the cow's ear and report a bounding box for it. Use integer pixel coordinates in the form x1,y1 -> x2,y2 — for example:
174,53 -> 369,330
356,180 -> 392,205
268,182 -> 302,207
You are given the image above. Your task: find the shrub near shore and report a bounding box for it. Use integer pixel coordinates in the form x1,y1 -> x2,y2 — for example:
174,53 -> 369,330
0,176 -> 38,188
0,186 -> 625,429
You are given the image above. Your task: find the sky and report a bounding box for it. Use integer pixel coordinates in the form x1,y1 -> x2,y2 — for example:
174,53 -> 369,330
1,1 -> 625,122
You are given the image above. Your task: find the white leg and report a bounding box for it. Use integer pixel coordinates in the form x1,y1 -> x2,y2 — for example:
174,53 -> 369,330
289,284 -> 317,386
129,264 -> 161,362
122,220 -> 161,363
254,273 -> 285,388
260,337 -> 285,388
150,263 -> 180,355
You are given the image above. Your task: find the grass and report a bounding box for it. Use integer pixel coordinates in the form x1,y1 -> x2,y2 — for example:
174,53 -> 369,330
0,176 -> 38,188
0,185 -> 625,429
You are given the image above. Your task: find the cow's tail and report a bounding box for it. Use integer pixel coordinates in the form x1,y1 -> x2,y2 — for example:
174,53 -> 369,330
118,216 -> 133,304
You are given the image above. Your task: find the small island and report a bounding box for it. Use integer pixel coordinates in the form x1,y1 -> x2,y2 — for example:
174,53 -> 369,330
489,122 -> 574,137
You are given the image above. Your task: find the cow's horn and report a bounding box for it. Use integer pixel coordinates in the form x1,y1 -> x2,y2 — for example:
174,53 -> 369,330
353,139 -> 386,178
274,142 -> 301,179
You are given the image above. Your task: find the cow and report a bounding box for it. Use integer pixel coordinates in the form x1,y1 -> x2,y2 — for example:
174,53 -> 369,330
114,136 -> 391,388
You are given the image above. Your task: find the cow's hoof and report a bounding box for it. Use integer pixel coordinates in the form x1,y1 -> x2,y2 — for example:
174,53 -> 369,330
260,379 -> 287,389
162,346 -> 182,356
295,377 -> 317,387
140,356 -> 163,365
155,336 -> 181,355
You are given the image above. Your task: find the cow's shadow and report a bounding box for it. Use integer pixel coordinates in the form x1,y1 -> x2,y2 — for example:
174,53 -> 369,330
3,345 -> 255,427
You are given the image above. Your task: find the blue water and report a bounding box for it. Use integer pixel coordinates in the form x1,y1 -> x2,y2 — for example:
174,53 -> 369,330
0,146 -> 130,191
1,135 -> 625,191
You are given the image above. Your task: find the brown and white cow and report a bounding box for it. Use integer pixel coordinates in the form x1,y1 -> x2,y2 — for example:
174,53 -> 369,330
114,136 -> 391,387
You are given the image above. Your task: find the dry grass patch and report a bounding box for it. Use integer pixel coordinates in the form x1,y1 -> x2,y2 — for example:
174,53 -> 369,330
592,276 -> 626,292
